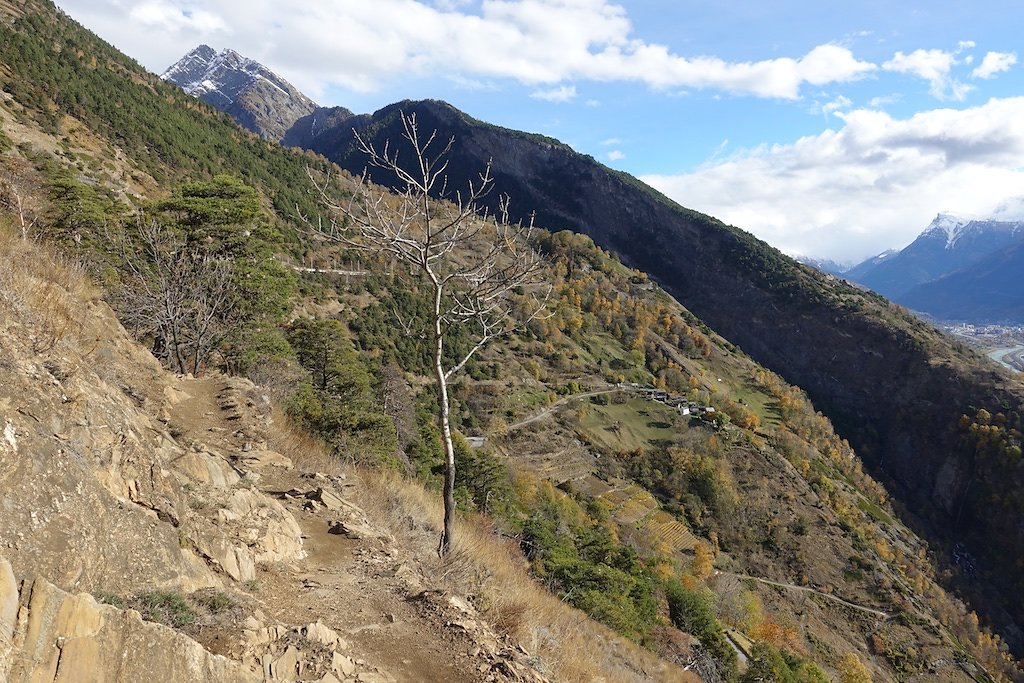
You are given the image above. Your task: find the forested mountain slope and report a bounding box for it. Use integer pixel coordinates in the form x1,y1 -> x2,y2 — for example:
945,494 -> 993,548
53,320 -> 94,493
286,98 -> 1024,652
0,2 -> 1021,681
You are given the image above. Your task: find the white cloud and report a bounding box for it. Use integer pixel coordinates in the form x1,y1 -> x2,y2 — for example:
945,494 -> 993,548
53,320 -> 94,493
56,0 -> 876,100
868,93 -> 902,108
530,85 -> 577,102
817,94 -> 852,117
882,47 -> 973,100
127,1 -> 228,33
583,42 -> 874,99
447,75 -> 501,91
640,97 -> 1024,261
432,0 -> 473,9
600,137 -> 621,146
972,51 -> 1017,79
607,149 -> 625,161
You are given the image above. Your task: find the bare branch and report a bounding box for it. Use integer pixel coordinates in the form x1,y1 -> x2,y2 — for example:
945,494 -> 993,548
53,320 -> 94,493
305,110 -> 550,555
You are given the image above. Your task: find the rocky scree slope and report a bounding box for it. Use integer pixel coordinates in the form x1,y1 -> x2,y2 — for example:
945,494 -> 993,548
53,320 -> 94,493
0,232 -> 572,682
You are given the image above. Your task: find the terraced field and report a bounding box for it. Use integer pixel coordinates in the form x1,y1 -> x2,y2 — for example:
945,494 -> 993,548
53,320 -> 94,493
574,475 -> 698,553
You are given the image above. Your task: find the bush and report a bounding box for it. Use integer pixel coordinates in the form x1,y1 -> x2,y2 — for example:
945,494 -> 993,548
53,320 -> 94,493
665,579 -> 736,678
133,591 -> 196,629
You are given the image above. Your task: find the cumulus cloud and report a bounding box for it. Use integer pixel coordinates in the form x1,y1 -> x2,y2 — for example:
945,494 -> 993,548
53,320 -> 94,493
128,0 -> 227,32
882,47 -> 973,100
640,97 -> 1024,261
530,85 -> 577,102
56,0 -> 875,99
607,149 -> 625,161
816,94 -> 852,117
972,51 -> 1017,79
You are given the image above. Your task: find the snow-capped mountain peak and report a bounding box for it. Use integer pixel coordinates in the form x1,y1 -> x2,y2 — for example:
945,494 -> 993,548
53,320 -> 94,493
922,212 -> 966,248
160,44 -> 218,90
161,45 -> 318,141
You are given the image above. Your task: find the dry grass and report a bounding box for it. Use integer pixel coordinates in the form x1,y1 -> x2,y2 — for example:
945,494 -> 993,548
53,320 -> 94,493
264,406 -> 346,478
345,467 -> 697,683
0,222 -> 94,355
261,411 -> 694,680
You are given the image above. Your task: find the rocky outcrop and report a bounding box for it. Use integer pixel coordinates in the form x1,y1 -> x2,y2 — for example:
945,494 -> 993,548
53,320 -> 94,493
0,557 -> 257,683
0,291 -> 220,596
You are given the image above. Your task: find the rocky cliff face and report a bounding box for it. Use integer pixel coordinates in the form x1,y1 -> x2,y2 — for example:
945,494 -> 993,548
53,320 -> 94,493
162,46 -> 318,141
281,106 -> 359,149
291,98 -> 1024,644
0,231 -> 312,682
1,562 -> 257,683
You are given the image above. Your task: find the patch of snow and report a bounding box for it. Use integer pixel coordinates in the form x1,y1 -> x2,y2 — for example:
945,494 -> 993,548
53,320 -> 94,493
255,73 -> 289,97
923,212 -> 966,248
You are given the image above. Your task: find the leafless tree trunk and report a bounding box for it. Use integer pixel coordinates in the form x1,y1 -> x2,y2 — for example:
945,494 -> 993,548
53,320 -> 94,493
0,157 -> 42,239
308,111 -> 548,554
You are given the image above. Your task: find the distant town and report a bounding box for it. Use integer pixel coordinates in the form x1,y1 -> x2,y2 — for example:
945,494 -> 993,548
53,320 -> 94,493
943,322 -> 1024,345
942,322 -> 1024,372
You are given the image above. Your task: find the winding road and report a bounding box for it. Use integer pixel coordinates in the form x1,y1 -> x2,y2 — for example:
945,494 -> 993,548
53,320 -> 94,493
505,386 -> 618,431
717,571 -> 890,620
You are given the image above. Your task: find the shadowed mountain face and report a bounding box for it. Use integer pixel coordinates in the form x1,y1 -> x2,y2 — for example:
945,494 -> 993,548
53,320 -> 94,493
162,45 -> 318,141
900,239 -> 1024,322
290,99 -> 1024,640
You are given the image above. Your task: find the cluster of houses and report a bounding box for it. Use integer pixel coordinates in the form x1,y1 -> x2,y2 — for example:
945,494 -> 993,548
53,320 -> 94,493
616,383 -> 717,418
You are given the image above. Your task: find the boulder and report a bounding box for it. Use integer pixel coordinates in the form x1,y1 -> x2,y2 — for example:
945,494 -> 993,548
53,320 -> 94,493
307,487 -> 345,511
176,450 -> 241,489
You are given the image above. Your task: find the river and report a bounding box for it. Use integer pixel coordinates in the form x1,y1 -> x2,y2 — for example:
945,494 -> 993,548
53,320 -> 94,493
987,345 -> 1024,372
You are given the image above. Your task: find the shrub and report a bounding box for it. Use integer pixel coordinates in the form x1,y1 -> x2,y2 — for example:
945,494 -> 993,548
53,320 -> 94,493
665,579 -> 736,678
133,591 -> 196,629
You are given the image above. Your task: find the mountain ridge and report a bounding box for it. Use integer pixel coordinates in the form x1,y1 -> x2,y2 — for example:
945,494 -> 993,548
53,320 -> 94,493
843,211 -> 1024,319
162,44 -> 318,141
900,238 -> 1024,321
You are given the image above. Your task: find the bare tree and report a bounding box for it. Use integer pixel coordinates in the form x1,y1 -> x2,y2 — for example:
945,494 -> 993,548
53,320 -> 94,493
378,359 -> 416,468
0,156 -> 42,239
309,111 -> 548,554
110,218 -> 236,375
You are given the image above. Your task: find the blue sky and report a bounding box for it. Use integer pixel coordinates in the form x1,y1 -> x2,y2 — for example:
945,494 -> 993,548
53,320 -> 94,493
55,0 -> 1024,262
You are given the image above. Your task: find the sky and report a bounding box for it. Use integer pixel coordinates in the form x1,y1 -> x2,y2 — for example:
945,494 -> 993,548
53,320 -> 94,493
53,0 -> 1024,263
